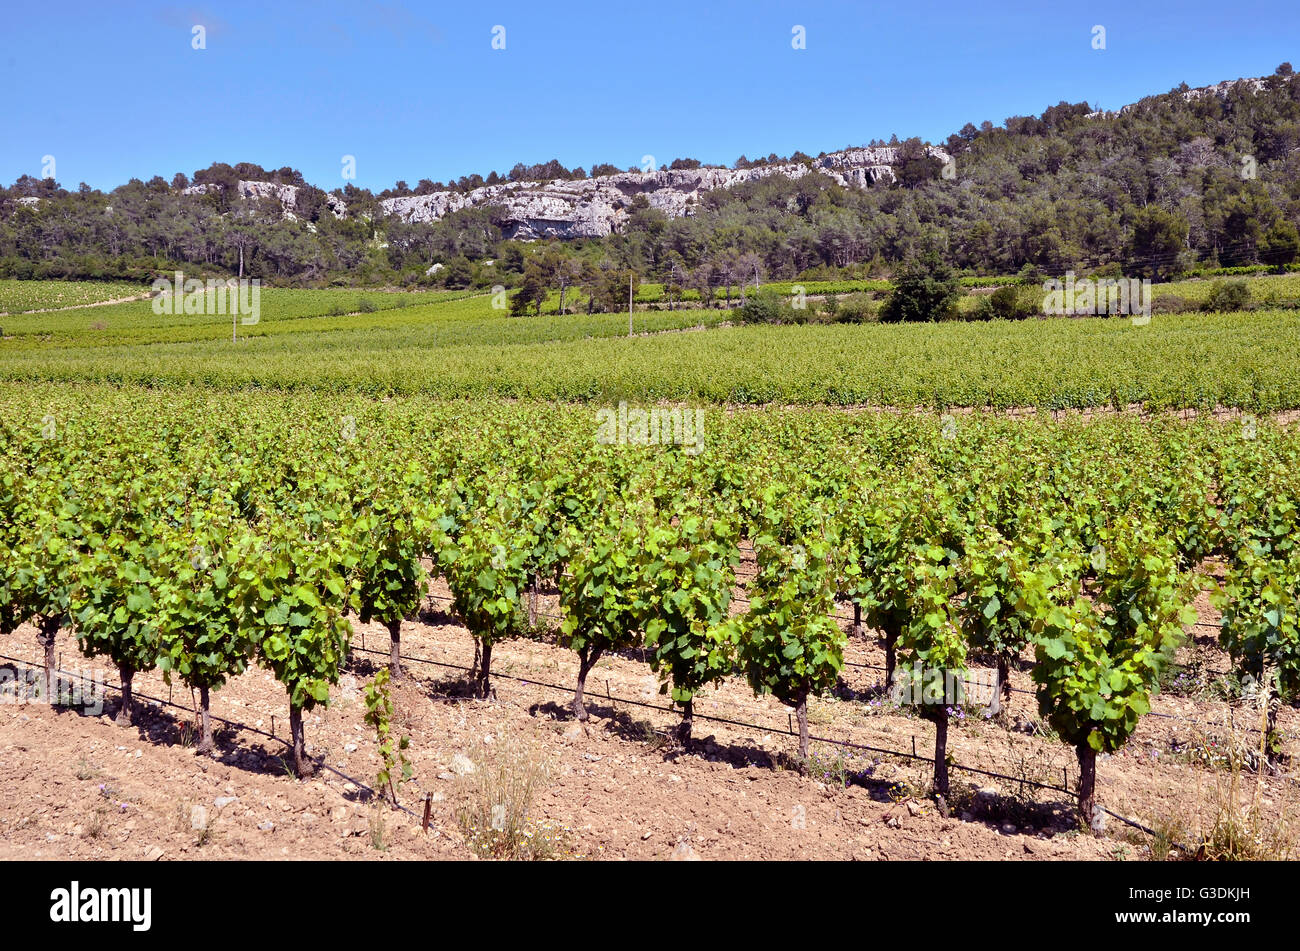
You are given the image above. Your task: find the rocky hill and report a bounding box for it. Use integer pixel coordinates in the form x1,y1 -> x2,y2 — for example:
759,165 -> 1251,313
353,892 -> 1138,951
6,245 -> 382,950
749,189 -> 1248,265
93,74 -> 1282,240
378,146 -> 952,239
181,180 -> 347,220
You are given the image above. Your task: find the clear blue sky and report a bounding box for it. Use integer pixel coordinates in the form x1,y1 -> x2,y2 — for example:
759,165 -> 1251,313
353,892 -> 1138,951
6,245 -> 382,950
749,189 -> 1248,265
2,0 -> 1296,192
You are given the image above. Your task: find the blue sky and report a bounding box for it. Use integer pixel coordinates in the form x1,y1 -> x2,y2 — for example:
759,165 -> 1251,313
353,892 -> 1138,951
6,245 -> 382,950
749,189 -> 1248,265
2,0 -> 1296,192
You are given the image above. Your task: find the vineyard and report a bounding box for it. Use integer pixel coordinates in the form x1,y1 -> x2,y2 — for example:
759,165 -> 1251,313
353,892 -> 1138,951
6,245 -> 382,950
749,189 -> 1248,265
1,383 -> 1297,859
3,293 -> 1300,409
0,279 -> 151,314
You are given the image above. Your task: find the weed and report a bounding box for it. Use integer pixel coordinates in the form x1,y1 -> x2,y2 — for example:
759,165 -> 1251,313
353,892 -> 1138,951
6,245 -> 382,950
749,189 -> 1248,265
805,700 -> 834,726
1145,666 -> 1294,860
806,747 -> 879,788
631,719 -> 669,753
84,804 -> 110,839
363,668 -> 412,806
454,732 -> 571,859
1146,813 -> 1189,862
369,804 -> 388,851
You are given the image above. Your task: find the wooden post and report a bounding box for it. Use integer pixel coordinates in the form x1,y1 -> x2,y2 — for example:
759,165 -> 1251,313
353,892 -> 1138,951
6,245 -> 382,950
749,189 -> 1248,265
628,273 -> 634,336
422,793 -> 432,833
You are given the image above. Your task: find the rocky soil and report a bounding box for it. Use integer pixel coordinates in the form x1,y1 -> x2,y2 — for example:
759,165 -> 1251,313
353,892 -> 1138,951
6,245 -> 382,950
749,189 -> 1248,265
1,571 -> 1294,862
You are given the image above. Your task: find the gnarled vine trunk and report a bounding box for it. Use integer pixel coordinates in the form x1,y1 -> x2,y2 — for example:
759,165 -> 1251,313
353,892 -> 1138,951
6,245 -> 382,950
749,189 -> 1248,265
1263,685 -> 1281,769
852,603 -> 862,638
572,647 -> 601,721
884,628 -> 898,689
678,698 -> 694,744
289,706 -> 313,778
35,616 -> 59,703
795,693 -> 810,759
985,656 -> 1013,716
115,665 -> 134,726
387,618 -> 403,681
476,639 -> 493,699
1076,743 -> 1098,830
933,708 -> 950,796
197,684 -> 214,754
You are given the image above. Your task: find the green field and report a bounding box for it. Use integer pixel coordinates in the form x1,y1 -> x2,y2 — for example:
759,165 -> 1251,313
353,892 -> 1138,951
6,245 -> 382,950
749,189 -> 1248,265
3,277 -> 1300,409
0,278 -> 149,314
0,278 -> 1296,409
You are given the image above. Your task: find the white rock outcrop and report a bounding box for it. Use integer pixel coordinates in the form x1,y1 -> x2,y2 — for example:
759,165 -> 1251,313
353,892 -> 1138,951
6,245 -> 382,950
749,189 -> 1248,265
379,145 -> 951,239
182,180 -> 347,219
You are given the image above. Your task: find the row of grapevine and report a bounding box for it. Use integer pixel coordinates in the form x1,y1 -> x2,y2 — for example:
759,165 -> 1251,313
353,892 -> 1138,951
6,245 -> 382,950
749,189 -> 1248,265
1,386 -> 1296,825
9,306 -> 1300,411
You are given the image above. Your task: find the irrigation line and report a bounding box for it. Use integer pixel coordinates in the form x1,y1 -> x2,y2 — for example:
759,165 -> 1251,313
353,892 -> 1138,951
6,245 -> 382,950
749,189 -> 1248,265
356,642 -> 1102,790
349,641 -> 1080,791
345,643 -> 1220,847
425,591 -> 1264,735
837,656 -> 1262,734
0,651 -> 425,822
0,647 -> 1225,850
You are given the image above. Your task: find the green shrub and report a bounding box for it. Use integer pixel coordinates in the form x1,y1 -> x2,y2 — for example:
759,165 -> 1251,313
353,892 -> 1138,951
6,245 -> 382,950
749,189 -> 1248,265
834,293 -> 878,323
1202,280 -> 1251,313
880,253 -> 961,323
1151,294 -> 1195,315
735,289 -> 788,324
971,285 -> 1039,321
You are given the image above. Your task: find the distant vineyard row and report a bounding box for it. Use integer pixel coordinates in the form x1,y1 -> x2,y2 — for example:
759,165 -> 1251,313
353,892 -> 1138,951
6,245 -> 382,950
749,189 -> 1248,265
4,307 -> 1300,411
